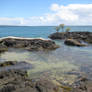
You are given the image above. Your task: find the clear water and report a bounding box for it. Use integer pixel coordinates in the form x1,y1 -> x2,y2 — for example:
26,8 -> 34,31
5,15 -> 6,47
0,26 -> 92,85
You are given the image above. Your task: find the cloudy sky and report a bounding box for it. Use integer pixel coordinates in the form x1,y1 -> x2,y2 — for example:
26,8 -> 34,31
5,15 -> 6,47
0,0 -> 92,26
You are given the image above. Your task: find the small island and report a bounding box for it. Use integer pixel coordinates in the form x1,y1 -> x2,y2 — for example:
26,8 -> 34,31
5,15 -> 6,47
49,24 -> 92,47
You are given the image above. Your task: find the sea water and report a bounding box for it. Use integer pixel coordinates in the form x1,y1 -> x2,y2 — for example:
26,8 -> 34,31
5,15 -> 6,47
0,26 -> 92,84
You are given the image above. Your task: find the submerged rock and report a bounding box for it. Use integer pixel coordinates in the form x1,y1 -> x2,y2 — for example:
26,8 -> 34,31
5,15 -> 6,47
0,61 -> 33,71
0,61 -> 66,92
0,46 -> 8,53
0,61 -> 17,67
0,36 -> 59,51
64,39 -> 86,47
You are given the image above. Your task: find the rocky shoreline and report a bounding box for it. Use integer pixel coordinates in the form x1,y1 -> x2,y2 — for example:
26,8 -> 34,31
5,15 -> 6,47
0,61 -> 70,92
0,36 -> 59,52
49,32 -> 92,46
0,33 -> 92,92
0,61 -> 92,92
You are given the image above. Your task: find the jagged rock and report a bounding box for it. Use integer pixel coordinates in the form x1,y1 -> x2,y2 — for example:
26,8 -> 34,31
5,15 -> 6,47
49,32 -> 92,44
0,36 -> 59,51
0,61 -> 71,92
0,69 -> 64,92
64,39 -> 86,47
72,77 -> 92,92
35,79 -> 63,92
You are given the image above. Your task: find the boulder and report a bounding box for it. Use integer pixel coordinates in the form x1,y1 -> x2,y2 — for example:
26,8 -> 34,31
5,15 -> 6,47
64,39 -> 86,47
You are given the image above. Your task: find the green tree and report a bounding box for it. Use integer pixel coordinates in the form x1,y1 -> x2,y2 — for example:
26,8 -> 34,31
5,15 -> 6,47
66,27 -> 71,33
59,24 -> 65,32
55,26 -> 60,32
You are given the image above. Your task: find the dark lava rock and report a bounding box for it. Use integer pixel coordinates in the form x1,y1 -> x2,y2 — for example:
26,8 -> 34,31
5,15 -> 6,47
72,77 -> 92,92
64,39 -> 86,47
0,61 -> 17,67
49,32 -> 92,44
0,37 -> 59,51
0,61 -> 73,92
35,78 -> 63,92
0,69 -> 63,92
0,61 -> 33,71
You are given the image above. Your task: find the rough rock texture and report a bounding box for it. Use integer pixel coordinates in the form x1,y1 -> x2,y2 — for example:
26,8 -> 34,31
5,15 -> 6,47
0,70 -> 63,92
0,61 -> 92,92
49,32 -> 92,44
0,37 -> 59,52
0,61 -> 64,92
72,77 -> 92,92
0,61 -> 33,72
64,39 -> 86,47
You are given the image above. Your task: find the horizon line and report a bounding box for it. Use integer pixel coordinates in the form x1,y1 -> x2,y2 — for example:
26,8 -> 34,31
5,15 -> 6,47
0,25 -> 92,27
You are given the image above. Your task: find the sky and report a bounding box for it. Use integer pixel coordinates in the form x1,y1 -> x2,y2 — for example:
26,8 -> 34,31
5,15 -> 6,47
0,0 -> 92,26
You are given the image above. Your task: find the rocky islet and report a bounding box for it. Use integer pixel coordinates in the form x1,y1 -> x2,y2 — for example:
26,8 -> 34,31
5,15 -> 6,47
0,36 -> 59,52
49,32 -> 92,46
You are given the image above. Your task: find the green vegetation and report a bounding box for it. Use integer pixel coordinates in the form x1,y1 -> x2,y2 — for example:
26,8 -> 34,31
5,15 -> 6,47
66,27 -> 71,33
59,24 -> 65,32
55,24 -> 71,33
55,26 -> 60,32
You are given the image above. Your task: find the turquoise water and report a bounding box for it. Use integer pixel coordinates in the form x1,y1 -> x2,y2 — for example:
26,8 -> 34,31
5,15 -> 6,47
0,26 -> 92,84
0,26 -> 92,38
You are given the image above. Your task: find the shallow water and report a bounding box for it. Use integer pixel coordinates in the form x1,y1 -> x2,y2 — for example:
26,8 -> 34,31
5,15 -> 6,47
0,26 -> 92,85
0,41 -> 92,84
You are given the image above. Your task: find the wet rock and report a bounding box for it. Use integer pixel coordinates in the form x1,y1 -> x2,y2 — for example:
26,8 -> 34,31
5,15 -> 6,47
64,39 -> 86,47
49,32 -> 92,45
72,77 -> 92,92
0,61 -> 65,92
0,69 -> 64,92
0,61 -> 17,67
0,46 -> 8,53
0,61 -> 33,71
0,37 -> 59,51
35,79 -> 63,92
0,84 -> 15,92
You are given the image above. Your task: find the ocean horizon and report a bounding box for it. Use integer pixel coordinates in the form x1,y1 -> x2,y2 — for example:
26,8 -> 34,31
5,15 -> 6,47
0,26 -> 92,38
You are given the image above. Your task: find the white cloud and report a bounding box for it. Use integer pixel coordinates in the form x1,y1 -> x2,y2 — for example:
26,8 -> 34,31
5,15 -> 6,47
51,3 -> 60,11
0,18 -> 24,25
0,4 -> 92,26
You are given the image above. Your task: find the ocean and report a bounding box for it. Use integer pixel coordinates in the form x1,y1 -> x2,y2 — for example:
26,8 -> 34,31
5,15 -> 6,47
0,26 -> 92,84
0,26 -> 92,38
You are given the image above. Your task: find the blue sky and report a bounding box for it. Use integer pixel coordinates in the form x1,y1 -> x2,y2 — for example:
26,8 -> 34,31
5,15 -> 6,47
0,0 -> 92,25
0,0 -> 92,17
